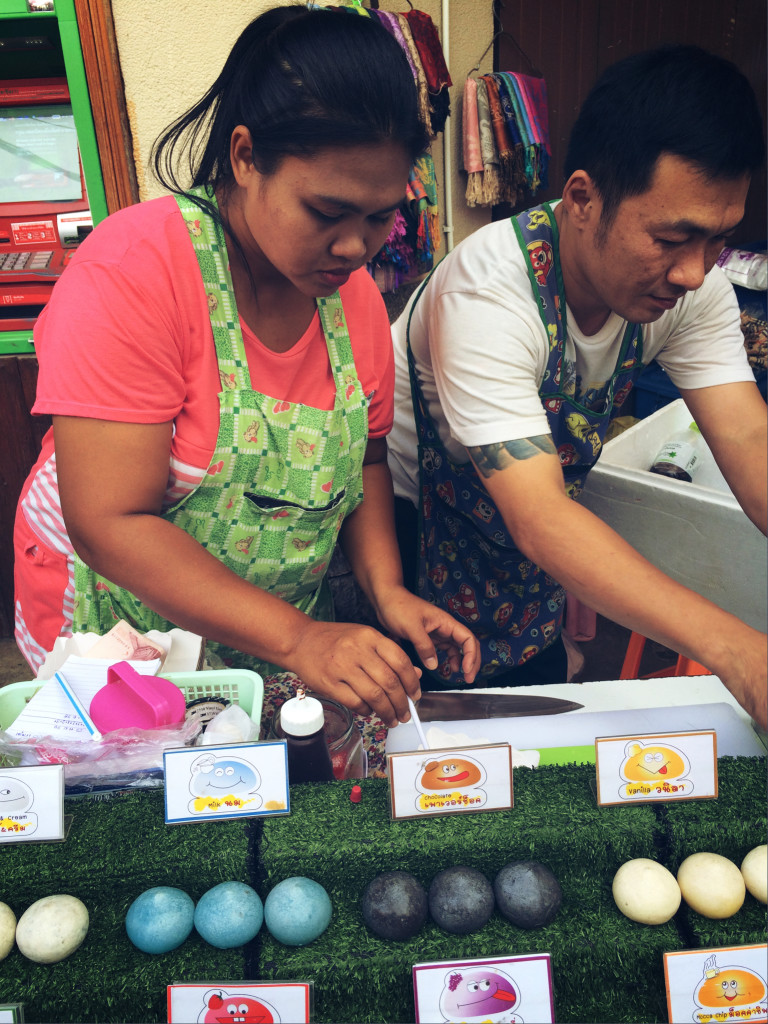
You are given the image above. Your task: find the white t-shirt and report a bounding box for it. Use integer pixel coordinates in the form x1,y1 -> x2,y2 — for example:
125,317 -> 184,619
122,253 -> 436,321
388,214 -> 752,503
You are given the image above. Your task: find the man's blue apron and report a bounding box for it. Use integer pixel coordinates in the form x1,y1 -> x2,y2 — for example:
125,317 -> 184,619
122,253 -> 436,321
407,201 -> 644,686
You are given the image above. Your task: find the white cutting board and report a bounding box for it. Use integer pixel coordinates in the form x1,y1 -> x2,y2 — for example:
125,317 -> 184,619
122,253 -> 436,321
386,703 -> 767,761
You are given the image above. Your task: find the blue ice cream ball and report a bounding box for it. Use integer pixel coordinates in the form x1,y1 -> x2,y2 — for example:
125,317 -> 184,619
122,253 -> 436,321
264,877 -> 332,947
193,881 -> 264,949
125,886 -> 195,954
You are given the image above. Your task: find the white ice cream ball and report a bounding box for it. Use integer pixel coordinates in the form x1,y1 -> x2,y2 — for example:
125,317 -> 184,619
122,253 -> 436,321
0,903 -> 16,961
612,858 -> 681,924
677,852 -> 745,918
16,895 -> 89,963
741,845 -> 767,904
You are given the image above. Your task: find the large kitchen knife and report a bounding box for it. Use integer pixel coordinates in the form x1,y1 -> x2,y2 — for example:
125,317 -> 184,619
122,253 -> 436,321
415,692 -> 583,721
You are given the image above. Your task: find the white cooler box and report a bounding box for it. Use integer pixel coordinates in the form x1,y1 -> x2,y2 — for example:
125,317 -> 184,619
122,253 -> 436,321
579,399 -> 767,632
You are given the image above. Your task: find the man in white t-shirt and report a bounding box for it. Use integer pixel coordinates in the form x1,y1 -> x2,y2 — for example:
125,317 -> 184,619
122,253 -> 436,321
387,45 -> 767,729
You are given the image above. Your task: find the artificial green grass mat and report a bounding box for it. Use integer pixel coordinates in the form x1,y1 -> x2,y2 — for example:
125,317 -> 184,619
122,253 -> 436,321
257,758 -> 766,1024
0,757 -> 763,1023
258,867 -> 682,1024
1,789 -> 255,904
0,895 -> 246,1023
258,763 -> 660,899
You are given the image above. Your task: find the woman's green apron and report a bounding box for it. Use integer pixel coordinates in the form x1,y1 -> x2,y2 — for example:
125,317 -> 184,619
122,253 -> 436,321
73,188 -> 369,673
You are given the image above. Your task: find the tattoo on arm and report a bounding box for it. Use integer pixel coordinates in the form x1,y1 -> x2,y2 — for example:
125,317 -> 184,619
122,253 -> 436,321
468,435 -> 556,478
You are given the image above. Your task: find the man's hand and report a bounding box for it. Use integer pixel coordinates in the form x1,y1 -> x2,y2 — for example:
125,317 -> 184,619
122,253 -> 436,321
372,585 -> 482,683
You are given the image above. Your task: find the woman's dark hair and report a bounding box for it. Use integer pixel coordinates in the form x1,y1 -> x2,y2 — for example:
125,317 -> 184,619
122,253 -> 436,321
564,45 -> 766,227
152,3 -> 428,213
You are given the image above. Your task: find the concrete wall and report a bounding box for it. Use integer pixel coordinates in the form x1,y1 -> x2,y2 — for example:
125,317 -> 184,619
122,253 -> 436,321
110,0 -> 493,249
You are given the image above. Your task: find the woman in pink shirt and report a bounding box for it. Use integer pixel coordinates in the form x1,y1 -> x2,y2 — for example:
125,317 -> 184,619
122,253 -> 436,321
14,4 -> 479,728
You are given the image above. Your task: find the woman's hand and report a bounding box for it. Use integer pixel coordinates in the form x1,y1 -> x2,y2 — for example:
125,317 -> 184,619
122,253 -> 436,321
371,585 -> 481,684
288,620 -> 424,728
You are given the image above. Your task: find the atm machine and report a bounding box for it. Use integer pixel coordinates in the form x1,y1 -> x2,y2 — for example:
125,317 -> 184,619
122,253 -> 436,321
0,0 -> 109,636
0,0 -> 108,354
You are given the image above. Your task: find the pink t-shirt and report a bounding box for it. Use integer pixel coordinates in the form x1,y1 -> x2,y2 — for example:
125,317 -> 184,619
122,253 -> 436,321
31,194 -> 394,469
16,195 -> 395,669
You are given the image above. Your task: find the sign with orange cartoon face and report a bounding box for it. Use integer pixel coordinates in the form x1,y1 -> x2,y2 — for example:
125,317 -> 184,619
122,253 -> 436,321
387,744 -> 513,820
594,731 -> 717,806
664,945 -> 768,1023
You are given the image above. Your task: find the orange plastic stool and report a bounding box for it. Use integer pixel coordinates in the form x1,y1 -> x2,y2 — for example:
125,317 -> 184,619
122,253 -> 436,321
619,631 -> 712,680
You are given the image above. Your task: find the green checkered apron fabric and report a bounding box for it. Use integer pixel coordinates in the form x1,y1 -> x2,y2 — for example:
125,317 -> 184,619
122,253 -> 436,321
73,188 -> 368,673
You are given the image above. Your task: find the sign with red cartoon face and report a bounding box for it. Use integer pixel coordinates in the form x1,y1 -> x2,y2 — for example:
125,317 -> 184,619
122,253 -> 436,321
167,983 -> 311,1024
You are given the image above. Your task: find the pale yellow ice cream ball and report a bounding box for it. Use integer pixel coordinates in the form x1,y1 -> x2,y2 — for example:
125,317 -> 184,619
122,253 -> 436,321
612,858 -> 681,924
741,845 -> 767,904
677,852 -> 745,918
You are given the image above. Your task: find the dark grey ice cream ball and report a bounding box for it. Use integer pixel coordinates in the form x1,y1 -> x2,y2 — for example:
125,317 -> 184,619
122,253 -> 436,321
361,871 -> 428,940
494,861 -> 562,928
428,866 -> 495,935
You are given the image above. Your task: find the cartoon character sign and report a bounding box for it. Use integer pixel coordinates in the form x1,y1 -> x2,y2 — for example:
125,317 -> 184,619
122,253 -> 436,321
619,740 -> 692,799
0,775 -> 37,836
526,238 -> 553,287
188,753 -> 262,814
691,954 -> 767,1023
415,755 -> 487,812
439,967 -> 523,1023
198,989 -> 280,1023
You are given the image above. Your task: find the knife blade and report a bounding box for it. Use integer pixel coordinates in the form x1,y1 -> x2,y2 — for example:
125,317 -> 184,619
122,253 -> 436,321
415,692 -> 583,721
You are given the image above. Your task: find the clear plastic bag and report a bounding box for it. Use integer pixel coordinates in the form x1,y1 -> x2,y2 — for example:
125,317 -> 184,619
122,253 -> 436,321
0,717 -> 202,795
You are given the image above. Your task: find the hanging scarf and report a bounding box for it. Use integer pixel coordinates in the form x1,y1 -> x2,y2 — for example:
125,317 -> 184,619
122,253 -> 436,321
512,72 -> 550,189
371,9 -> 418,80
406,153 -> 440,269
462,77 -> 484,207
475,77 -> 502,205
497,72 -> 536,194
482,74 -> 519,201
395,13 -> 433,133
404,8 -> 452,134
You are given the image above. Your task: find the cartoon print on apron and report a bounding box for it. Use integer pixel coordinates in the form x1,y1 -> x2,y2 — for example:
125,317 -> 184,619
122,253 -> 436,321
409,202 -> 644,686
73,187 -> 369,674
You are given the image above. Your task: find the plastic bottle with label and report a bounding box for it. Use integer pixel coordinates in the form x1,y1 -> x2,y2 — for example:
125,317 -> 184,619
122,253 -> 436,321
649,421 -> 703,482
278,688 -> 335,783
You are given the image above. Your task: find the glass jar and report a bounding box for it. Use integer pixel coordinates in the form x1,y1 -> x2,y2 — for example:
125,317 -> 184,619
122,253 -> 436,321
268,695 -> 367,780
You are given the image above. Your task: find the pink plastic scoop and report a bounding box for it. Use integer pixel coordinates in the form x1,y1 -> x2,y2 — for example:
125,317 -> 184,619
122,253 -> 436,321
89,661 -> 186,733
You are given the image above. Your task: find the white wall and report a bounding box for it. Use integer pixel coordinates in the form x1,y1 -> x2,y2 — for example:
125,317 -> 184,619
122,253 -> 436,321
110,0 -> 494,249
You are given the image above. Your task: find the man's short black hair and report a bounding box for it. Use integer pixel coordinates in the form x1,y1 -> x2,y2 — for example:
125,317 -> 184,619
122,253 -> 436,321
564,45 -> 765,225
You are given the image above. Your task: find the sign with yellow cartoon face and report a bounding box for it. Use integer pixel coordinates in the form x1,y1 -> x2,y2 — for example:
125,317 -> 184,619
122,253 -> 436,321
664,945 -> 768,1023
594,731 -> 717,806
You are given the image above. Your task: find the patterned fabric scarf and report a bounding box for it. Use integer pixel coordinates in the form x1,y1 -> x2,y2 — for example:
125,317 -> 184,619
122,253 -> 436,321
475,77 -> 502,205
462,76 -> 484,206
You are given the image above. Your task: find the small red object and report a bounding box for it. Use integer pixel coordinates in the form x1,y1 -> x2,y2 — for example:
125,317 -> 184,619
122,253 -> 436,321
350,784 -> 362,804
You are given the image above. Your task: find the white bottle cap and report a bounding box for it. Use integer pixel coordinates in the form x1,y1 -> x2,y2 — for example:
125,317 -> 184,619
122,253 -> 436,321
280,688 -> 325,737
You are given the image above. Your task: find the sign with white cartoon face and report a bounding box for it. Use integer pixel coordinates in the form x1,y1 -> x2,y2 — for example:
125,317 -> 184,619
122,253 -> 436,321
0,765 -> 64,843
163,741 -> 289,824
413,954 -> 554,1023
167,982 -> 312,1023
387,744 -> 513,820
595,730 -> 717,806
664,945 -> 767,1023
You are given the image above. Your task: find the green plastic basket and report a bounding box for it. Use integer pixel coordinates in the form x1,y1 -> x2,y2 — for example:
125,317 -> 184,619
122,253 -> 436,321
0,669 -> 264,732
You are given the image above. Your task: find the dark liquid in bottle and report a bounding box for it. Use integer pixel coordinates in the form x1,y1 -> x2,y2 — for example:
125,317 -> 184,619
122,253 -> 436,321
649,462 -> 692,482
285,728 -> 335,783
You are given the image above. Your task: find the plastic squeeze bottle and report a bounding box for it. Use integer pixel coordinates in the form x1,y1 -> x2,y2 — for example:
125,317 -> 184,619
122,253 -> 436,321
649,421 -> 703,482
279,688 -> 335,783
